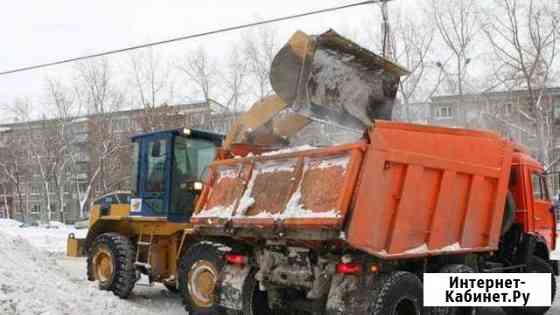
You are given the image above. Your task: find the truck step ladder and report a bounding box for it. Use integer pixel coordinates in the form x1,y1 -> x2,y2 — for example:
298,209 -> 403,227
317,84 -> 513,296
135,228 -> 155,274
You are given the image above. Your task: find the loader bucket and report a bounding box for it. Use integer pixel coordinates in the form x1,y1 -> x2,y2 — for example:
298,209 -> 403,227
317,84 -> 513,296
270,30 -> 409,130
67,233 -> 86,257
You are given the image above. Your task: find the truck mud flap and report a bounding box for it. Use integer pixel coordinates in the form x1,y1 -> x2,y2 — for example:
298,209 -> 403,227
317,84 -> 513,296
217,264 -> 251,311
325,273 -> 372,315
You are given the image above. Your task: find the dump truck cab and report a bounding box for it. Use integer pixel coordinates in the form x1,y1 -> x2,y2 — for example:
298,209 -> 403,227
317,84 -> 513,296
511,150 -> 556,253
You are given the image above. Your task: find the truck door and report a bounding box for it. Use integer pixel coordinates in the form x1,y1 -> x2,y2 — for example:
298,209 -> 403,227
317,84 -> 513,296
529,170 -> 555,249
139,136 -> 171,216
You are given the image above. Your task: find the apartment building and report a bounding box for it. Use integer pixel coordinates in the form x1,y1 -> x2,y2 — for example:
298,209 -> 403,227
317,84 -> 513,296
0,100 -> 237,222
427,87 -> 560,194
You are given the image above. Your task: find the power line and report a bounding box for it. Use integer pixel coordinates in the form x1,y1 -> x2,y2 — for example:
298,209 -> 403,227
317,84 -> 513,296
0,0 -> 390,76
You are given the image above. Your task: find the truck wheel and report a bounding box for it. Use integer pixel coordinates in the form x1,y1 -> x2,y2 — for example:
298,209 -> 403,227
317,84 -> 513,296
502,256 -> 556,315
428,264 -> 476,315
369,271 -> 423,315
87,233 -> 136,298
242,269 -> 272,315
179,242 -> 226,315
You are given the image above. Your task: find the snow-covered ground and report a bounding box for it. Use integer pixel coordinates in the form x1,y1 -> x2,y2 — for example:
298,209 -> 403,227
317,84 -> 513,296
0,219 -> 87,255
0,218 -> 558,315
0,219 -> 184,315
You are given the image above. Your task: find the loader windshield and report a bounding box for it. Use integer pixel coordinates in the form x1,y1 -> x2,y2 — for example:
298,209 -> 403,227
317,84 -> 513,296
170,136 -> 216,216
173,137 -> 216,180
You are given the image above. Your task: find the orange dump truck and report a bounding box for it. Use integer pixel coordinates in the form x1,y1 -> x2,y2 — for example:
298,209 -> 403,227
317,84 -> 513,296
181,120 -> 556,315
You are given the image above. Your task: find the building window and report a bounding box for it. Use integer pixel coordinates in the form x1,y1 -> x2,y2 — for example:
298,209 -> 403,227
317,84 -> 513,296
64,183 -> 73,194
113,118 -> 130,132
503,103 -> 513,115
435,105 -> 453,119
31,204 -> 40,214
31,183 -> 42,195
78,183 -> 88,194
554,102 -> 560,119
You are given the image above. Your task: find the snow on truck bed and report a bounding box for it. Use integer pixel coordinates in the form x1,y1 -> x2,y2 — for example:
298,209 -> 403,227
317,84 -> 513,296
194,144 -> 360,223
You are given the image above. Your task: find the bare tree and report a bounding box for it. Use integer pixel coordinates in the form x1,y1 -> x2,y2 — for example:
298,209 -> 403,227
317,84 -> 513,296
73,59 -> 127,216
129,47 -> 175,108
220,45 -> 250,112
482,0 -> 559,168
242,26 -> 279,101
3,98 -> 57,223
0,124 -> 29,221
429,0 -> 480,99
177,46 -> 218,102
43,78 -> 80,223
389,13 -> 441,121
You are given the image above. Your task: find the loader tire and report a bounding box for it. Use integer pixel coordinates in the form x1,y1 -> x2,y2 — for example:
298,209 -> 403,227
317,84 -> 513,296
179,242 -> 226,315
502,256 -> 556,315
427,264 -> 476,315
369,271 -> 423,315
88,233 -> 136,299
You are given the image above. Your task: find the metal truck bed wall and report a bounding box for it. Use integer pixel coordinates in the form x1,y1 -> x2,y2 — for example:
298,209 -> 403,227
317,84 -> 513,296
192,143 -> 366,230
193,120 -> 514,259
347,121 -> 514,259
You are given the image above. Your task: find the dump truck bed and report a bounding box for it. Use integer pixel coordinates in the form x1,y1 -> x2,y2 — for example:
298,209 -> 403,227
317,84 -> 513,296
193,121 -> 514,259
192,142 -> 366,230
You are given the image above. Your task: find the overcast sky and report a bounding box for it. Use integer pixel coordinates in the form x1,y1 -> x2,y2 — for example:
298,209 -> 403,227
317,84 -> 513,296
0,0 -> 419,122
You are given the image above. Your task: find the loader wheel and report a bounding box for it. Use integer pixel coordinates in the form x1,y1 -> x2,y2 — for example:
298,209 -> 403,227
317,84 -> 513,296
369,271 -> 423,315
179,242 -> 226,315
427,264 -> 476,315
502,256 -> 556,315
88,233 -> 136,298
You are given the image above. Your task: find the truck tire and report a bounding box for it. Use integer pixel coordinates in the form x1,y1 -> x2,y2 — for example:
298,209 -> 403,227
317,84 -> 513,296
87,233 -> 136,298
369,271 -> 423,315
242,269 -> 274,315
178,242 -> 226,315
428,264 -> 476,315
502,256 -> 556,315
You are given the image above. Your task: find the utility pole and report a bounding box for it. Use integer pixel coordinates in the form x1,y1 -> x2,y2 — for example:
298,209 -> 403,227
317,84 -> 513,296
380,0 -> 393,59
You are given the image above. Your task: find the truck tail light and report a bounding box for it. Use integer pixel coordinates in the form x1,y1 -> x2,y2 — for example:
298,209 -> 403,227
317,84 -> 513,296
225,253 -> 247,265
336,262 -> 363,274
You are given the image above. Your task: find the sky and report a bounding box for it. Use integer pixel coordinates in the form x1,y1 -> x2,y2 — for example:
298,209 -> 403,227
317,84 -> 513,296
0,0 -> 418,122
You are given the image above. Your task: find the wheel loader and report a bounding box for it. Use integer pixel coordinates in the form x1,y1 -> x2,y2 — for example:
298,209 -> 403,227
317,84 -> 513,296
66,29 -> 408,310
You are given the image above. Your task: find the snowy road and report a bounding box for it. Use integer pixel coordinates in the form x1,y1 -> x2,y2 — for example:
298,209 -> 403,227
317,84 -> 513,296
57,256 -> 560,315
1,219 -> 559,315
56,257 -> 185,315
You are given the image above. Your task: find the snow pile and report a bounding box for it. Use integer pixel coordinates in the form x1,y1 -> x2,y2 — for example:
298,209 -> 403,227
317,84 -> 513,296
195,154 -> 349,220
250,189 -> 341,220
261,145 -> 316,156
0,219 -> 87,255
0,231 -> 154,315
0,219 -> 21,228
